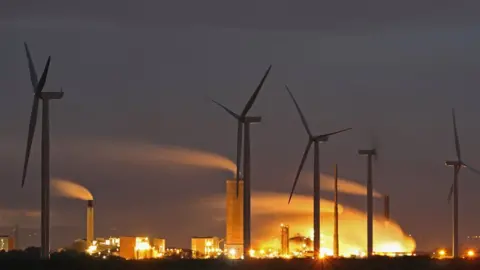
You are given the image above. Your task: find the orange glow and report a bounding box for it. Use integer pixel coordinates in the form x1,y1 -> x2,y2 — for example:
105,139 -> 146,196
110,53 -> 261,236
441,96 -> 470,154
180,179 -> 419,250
205,192 -> 415,257
467,250 -> 475,257
52,179 -> 93,200
438,249 -> 446,256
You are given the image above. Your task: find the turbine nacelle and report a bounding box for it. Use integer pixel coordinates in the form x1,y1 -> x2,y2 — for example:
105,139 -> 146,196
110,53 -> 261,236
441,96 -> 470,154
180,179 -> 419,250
445,161 -> 465,167
312,135 -> 328,143
40,91 -> 64,100
358,149 -> 377,156
243,116 -> 262,124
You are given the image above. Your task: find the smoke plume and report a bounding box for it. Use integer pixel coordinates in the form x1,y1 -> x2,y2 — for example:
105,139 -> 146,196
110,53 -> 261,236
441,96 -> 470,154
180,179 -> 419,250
203,191 -> 344,215
52,179 -> 93,201
66,140 -> 237,175
319,173 -> 382,198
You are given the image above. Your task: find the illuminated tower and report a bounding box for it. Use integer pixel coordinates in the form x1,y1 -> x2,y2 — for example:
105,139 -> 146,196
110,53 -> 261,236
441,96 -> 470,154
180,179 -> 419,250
225,179 -> 244,258
280,224 -> 289,255
87,200 -> 94,245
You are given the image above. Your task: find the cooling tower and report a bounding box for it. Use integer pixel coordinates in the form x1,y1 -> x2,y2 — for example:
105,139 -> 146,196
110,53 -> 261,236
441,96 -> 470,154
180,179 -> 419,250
225,179 -> 244,258
384,195 -> 390,220
87,200 -> 94,245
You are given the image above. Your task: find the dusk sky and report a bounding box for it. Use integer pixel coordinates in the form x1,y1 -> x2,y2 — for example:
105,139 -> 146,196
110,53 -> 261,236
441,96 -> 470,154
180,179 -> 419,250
0,1 -> 480,251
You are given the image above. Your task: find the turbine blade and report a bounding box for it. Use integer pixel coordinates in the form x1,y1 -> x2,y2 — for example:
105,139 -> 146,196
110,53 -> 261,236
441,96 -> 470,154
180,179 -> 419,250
211,100 -> 239,119
34,56 -> 51,94
24,42 -> 38,89
288,140 -> 312,204
452,109 -> 461,161
318,128 -> 353,138
465,164 -> 480,176
235,122 -> 243,198
285,85 -> 312,137
447,183 -> 453,203
21,97 -> 40,187
241,65 -> 272,117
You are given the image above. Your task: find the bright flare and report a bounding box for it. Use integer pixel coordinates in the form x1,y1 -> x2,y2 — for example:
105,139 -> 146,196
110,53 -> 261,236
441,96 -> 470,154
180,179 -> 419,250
205,192 -> 415,257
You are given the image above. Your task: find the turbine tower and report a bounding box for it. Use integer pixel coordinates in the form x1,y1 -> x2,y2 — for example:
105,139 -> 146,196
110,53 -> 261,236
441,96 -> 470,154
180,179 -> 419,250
285,85 -> 351,259
445,109 -> 480,258
358,147 -> 376,257
211,65 -> 272,258
21,43 -> 64,259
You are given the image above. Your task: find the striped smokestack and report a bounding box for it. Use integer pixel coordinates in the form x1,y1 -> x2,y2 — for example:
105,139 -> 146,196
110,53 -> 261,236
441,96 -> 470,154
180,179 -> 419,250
87,200 -> 94,244
384,195 -> 390,220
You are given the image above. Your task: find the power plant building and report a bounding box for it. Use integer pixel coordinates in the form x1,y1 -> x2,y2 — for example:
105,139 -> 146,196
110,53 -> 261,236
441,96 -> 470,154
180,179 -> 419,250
0,236 -> 14,251
191,236 -> 221,258
116,236 -> 165,259
225,179 -> 244,258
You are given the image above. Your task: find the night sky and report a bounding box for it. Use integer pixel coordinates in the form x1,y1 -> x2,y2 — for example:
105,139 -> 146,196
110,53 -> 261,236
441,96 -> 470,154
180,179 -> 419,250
1,1 -> 480,251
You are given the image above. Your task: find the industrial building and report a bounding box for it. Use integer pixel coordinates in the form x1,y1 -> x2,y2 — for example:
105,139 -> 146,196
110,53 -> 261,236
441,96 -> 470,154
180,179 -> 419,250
87,236 -> 165,260
191,236 -> 221,258
119,236 -> 166,259
225,179 -> 244,259
0,235 -> 15,251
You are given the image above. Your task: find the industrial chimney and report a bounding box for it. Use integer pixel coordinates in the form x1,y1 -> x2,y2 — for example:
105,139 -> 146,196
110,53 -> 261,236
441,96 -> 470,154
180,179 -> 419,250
280,224 -> 289,256
87,200 -> 94,245
384,195 -> 390,220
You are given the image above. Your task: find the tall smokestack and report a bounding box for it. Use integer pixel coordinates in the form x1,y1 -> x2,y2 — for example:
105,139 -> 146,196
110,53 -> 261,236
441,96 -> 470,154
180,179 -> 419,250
280,224 -> 289,256
384,195 -> 390,220
225,179 -> 244,258
333,164 -> 339,257
87,200 -> 94,245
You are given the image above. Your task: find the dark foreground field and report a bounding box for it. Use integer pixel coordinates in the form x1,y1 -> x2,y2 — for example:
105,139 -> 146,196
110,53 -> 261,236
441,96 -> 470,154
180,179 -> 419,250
0,255 -> 479,270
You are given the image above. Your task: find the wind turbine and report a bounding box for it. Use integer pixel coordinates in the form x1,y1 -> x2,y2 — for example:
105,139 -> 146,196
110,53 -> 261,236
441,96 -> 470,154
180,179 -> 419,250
358,134 -> 379,257
285,85 -> 351,259
445,108 -> 480,258
211,65 -> 272,258
21,42 -> 64,259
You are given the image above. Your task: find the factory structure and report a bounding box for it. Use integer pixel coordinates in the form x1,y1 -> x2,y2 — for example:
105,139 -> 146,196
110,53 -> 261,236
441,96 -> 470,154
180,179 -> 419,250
225,179 -> 244,258
86,236 -> 166,259
191,237 -> 222,258
0,235 -> 15,251
68,178 -> 408,260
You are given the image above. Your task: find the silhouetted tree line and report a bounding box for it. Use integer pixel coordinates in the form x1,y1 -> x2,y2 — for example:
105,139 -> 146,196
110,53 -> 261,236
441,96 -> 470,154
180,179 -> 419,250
0,250 -> 478,270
